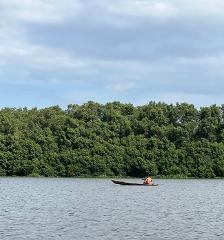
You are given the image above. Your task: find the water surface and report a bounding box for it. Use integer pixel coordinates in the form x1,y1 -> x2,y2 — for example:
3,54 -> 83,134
0,178 -> 224,240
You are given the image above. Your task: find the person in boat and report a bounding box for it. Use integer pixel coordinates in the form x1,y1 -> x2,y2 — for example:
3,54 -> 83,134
143,176 -> 153,185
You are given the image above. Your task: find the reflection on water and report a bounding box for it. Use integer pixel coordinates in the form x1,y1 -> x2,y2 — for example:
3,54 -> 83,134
1,178 -> 224,240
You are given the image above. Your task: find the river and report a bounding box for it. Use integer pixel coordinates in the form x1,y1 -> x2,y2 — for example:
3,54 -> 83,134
0,178 -> 224,240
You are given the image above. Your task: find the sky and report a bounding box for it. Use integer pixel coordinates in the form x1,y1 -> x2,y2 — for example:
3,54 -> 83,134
0,0 -> 224,108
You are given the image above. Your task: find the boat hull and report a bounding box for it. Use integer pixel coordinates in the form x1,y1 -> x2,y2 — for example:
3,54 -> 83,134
111,180 -> 158,186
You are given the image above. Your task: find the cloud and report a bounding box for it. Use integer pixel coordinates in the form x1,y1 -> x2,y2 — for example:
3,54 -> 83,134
106,81 -> 136,92
101,1 -> 178,25
0,0 -> 82,23
1,0 -> 224,107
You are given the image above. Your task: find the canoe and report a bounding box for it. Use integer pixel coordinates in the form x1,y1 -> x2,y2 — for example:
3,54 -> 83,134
111,180 -> 159,186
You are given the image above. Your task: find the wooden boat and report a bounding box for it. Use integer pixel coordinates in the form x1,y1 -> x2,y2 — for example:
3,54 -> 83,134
111,180 -> 159,186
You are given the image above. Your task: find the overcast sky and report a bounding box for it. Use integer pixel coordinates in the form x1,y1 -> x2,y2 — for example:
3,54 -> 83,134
0,0 -> 224,108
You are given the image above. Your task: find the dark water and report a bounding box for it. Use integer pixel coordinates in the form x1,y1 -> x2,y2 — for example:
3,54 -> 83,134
1,178 -> 224,240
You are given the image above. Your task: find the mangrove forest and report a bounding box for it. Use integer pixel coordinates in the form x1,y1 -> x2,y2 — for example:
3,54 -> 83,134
1,101 -> 224,178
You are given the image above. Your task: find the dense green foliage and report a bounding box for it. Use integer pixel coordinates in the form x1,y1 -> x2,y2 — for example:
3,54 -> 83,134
1,102 -> 224,178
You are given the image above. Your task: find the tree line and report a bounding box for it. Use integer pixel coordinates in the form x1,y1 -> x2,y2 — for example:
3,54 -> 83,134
0,101 -> 224,178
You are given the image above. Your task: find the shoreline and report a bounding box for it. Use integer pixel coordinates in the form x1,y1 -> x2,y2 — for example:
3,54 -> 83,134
0,175 -> 224,180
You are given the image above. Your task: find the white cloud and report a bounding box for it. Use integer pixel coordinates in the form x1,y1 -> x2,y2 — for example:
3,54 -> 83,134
175,56 -> 224,77
1,0 -> 224,28
106,81 -> 136,92
0,0 -> 82,23
1,0 -> 224,107
105,1 -> 178,19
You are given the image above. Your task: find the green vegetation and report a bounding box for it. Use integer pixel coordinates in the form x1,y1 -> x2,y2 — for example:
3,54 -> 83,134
1,101 -> 224,178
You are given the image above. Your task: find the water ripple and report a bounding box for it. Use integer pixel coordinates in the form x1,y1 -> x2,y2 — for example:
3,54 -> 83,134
1,178 -> 224,239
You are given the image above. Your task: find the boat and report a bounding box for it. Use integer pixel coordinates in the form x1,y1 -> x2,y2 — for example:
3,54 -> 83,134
111,180 -> 159,186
